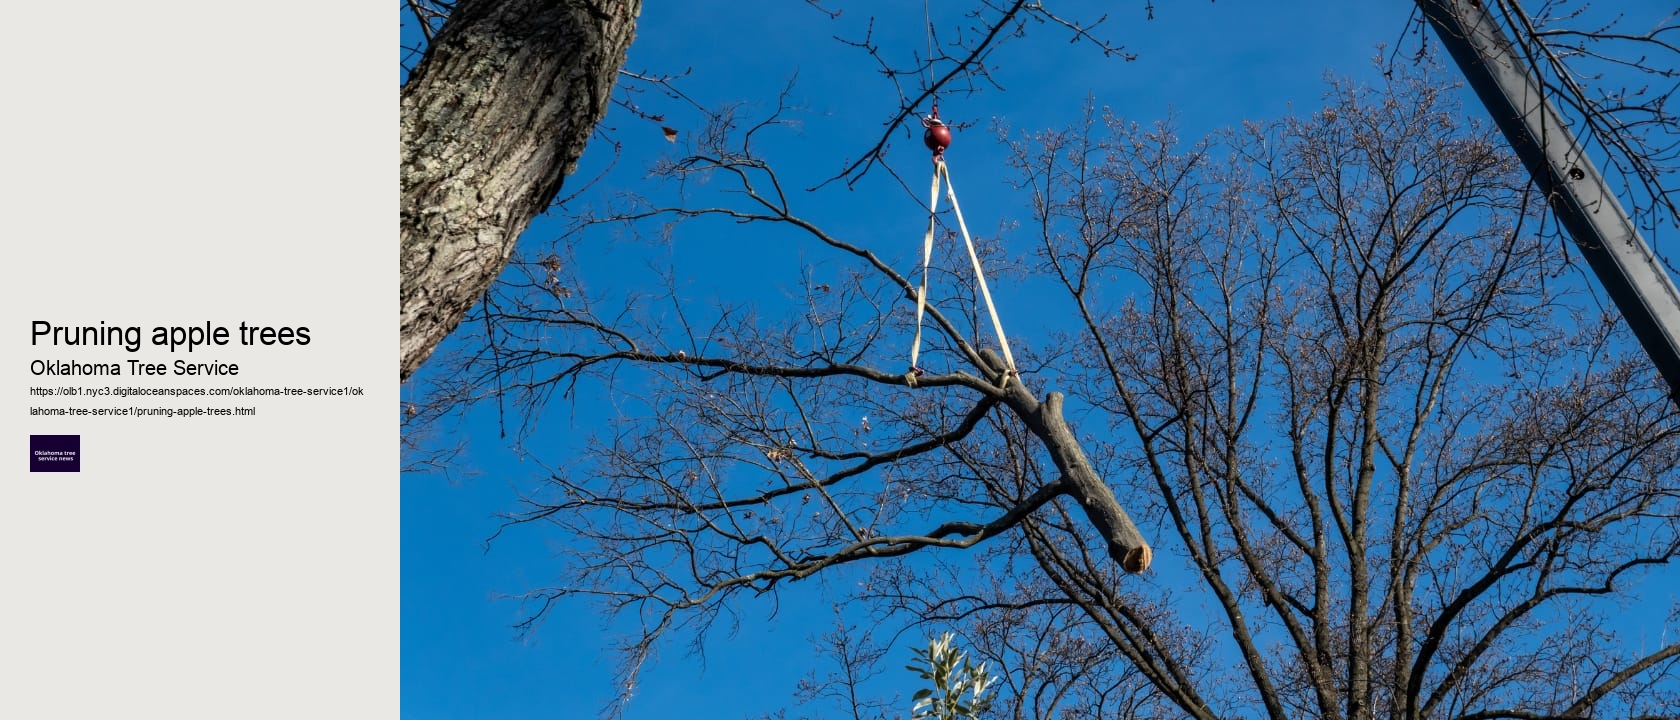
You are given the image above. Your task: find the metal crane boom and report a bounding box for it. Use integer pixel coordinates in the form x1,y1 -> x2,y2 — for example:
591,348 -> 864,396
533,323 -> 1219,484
1416,0 -> 1680,402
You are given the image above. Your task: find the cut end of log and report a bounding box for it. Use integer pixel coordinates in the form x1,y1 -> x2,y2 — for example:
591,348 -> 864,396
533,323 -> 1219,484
1119,544 -> 1152,573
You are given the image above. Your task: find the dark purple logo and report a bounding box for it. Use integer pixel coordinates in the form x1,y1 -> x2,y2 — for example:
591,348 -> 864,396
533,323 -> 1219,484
30,434 -> 80,472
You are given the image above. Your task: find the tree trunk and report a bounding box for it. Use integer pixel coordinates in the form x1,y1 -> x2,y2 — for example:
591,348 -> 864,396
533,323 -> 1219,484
400,0 -> 641,381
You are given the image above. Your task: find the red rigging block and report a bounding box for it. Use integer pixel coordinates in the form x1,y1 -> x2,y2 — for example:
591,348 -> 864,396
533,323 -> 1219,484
923,121 -> 951,154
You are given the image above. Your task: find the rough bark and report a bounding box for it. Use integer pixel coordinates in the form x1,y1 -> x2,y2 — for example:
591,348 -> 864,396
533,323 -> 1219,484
400,0 -> 641,381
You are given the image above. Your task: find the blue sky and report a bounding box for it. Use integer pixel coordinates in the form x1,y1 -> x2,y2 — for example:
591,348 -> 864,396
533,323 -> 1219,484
401,3 -> 1677,719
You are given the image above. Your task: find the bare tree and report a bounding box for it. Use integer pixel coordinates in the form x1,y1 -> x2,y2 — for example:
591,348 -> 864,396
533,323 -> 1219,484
397,1 -> 1680,393
399,0 -> 1138,381
1006,69 -> 1680,719
409,56 -> 1680,720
